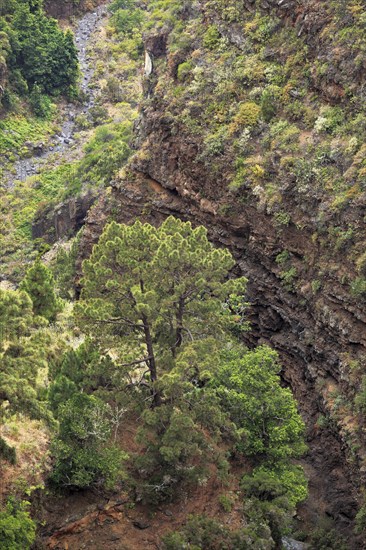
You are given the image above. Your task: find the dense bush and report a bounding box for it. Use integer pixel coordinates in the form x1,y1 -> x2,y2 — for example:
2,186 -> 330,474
162,514 -> 273,550
0,500 -> 36,550
0,0 -> 78,111
50,393 -> 126,489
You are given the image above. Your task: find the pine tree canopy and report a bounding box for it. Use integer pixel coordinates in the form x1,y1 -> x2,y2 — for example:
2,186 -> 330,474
76,216 -> 248,405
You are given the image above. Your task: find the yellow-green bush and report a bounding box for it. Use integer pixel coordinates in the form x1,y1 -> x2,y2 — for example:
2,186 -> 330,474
230,102 -> 261,133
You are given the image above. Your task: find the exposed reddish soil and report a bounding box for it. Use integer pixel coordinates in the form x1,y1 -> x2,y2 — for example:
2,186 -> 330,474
39,455 -> 247,550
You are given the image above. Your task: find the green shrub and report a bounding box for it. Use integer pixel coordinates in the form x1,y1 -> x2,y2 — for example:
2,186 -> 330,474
0,500 -> 36,550
269,120 -> 300,153
274,211 -> 291,226
53,235 -> 80,299
20,259 -> 62,322
177,60 -> 194,81
241,463 -> 307,544
308,527 -> 348,550
311,279 -> 322,294
201,126 -> 228,158
50,393 -> 127,489
230,102 -> 261,133
162,514 -> 272,550
29,85 -> 53,119
218,493 -> 234,512
354,376 -> 366,414
350,277 -> 366,298
6,5 -> 78,96
203,25 -> 221,50
242,464 -> 308,509
279,266 -> 297,289
111,7 -> 144,37
261,85 -> 282,122
0,437 -> 16,465
89,105 -> 110,126
275,250 -> 290,265
314,107 -> 345,135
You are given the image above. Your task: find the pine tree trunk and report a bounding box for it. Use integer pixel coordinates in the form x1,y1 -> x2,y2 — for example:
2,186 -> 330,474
142,314 -> 161,407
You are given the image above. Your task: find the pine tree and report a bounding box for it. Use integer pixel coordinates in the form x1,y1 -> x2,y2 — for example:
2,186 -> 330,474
76,216 -> 247,406
21,259 -> 60,322
69,217 -> 307,514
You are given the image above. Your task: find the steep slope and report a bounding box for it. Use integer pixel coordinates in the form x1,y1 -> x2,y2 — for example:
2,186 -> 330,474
75,0 -> 366,541
1,0 -> 364,546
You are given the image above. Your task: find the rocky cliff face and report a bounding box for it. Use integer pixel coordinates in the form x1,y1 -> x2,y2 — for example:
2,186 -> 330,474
45,0 -> 105,18
33,192 -> 97,243
80,157 -> 361,540
76,0 -> 366,543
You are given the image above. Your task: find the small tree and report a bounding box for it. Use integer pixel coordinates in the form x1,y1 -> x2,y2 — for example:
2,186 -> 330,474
21,259 -> 61,322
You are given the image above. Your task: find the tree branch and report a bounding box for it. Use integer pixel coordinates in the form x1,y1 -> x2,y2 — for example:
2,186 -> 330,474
118,356 -> 153,368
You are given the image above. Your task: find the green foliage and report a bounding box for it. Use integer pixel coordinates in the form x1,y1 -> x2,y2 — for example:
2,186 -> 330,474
279,266 -> 297,291
29,83 -> 53,118
20,258 -> 61,322
0,0 -> 78,111
75,217 -> 251,494
268,120 -> 300,153
0,437 -> 16,464
48,339 -> 118,397
76,216 -> 247,402
218,493 -> 234,513
50,392 -> 127,489
275,250 -> 290,265
162,514 -> 273,550
356,251 -> 366,276
350,277 -> 366,299
201,126 -> 229,159
311,279 -> 322,294
354,375 -> 366,413
355,500 -> 366,535
0,500 -> 36,550
314,107 -> 345,135
134,401 -> 215,502
260,85 -> 282,122
0,288 -> 33,344
53,235 -> 80,300
177,60 -> 194,82
0,114 -> 53,159
241,464 -> 307,544
203,25 -> 221,50
48,374 -> 78,416
73,217 -> 306,511
242,463 -> 308,509
274,211 -> 291,227
0,287 -> 59,432
308,527 -> 348,550
78,121 -> 132,185
111,5 -> 144,37
230,102 -> 261,133
211,345 -> 306,461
